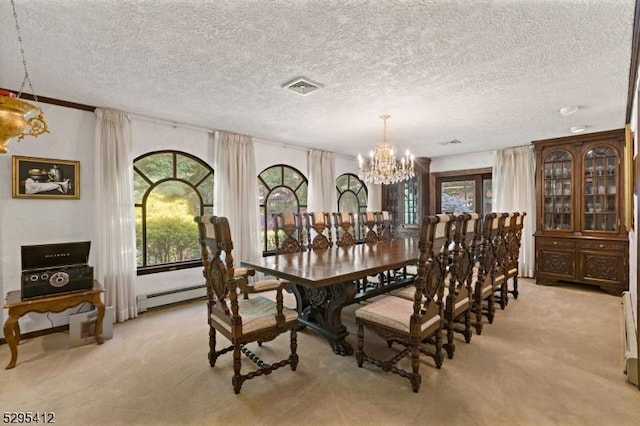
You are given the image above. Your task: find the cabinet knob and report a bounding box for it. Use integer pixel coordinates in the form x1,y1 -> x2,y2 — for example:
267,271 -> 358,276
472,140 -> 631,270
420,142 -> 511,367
599,244 -> 604,248
553,241 -> 558,245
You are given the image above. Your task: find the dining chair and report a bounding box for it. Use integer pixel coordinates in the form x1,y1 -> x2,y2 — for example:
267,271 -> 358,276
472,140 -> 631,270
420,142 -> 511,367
194,215 -> 281,299
377,211 -> 394,241
273,211 -> 306,254
354,215 -> 445,393
473,212 -> 499,331
360,211 -> 379,244
392,213 -> 471,359
506,212 -> 526,299
205,216 -> 299,394
304,212 -> 333,250
491,212 -> 511,310
333,211 -> 357,247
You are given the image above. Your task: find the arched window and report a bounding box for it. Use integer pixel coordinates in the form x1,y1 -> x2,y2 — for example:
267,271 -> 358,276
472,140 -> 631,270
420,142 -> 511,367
336,173 -> 368,213
134,150 -> 214,274
336,173 -> 368,239
258,164 -> 308,254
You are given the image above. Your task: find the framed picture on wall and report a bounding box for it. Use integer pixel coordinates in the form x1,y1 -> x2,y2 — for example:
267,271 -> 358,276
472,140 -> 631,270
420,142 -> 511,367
12,156 -> 80,199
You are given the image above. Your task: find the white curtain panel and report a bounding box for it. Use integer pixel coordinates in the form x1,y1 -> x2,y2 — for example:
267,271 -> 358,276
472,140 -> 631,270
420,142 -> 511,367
213,131 -> 260,263
94,108 -> 138,322
307,149 -> 337,212
492,145 -> 537,277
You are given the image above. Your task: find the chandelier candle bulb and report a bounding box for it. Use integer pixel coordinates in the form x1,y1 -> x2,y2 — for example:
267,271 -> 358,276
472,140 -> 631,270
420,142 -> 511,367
357,115 -> 415,185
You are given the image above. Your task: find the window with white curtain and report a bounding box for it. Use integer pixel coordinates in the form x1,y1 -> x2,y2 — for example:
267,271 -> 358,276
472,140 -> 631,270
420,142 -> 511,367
133,150 -> 214,274
258,164 -> 308,255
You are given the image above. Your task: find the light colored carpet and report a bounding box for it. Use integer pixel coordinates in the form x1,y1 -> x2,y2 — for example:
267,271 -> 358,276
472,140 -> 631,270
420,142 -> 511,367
1,278 -> 639,426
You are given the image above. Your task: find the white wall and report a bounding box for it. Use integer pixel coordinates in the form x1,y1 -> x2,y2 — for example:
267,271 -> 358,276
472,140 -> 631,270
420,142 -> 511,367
0,103 -> 95,335
430,150 -> 494,173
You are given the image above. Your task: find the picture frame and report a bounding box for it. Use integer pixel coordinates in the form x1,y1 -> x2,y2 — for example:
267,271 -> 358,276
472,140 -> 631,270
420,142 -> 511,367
12,155 -> 80,199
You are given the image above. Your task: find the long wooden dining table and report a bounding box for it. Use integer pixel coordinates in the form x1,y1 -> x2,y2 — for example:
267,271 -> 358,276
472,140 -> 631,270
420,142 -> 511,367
241,238 -> 419,355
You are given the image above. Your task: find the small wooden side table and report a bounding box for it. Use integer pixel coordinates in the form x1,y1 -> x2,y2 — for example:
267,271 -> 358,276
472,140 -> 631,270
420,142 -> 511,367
3,284 -> 105,369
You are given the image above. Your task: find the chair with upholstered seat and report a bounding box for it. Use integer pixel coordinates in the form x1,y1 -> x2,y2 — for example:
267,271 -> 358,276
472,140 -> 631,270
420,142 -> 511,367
204,216 -> 299,394
360,211 -> 379,243
441,212 -> 473,357
489,212 -> 510,310
506,212 -> 526,299
472,212 -> 500,331
392,214 -> 471,359
305,211 -> 333,250
355,215 -> 445,393
195,215 -> 281,299
377,211 -> 394,241
333,211 -> 357,247
273,211 -> 306,254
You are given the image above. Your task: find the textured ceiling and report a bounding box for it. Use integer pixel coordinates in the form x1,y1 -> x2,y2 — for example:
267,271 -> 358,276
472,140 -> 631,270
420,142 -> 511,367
0,0 -> 635,159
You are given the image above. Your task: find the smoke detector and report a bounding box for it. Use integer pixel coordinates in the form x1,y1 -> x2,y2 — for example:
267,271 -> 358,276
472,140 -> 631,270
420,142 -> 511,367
282,77 -> 323,96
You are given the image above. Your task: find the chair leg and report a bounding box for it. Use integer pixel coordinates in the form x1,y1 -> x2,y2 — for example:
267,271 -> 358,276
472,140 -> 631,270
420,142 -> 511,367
487,293 -> 495,324
208,327 -> 217,367
501,282 -> 509,308
512,276 -> 519,299
474,292 -> 484,334
232,344 -> 243,394
356,322 -> 365,367
444,318 -> 455,359
290,329 -> 299,371
434,328 -> 443,369
464,309 -> 472,343
410,344 -> 421,393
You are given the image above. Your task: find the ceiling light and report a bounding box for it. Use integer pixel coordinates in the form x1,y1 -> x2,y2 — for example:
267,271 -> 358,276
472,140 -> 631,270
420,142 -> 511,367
0,0 -> 49,154
357,115 -> 415,185
559,106 -> 579,116
570,126 -> 586,133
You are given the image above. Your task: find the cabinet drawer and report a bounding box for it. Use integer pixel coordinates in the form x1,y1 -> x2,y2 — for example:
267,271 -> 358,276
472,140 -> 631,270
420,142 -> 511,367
576,240 -> 627,252
536,237 -> 575,249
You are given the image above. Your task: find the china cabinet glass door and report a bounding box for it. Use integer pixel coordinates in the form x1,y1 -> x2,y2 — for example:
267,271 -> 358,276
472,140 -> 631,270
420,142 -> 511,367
583,146 -> 618,231
543,150 -> 572,230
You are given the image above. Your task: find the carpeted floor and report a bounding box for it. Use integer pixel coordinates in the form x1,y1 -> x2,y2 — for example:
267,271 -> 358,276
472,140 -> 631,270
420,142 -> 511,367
2,278 -> 640,426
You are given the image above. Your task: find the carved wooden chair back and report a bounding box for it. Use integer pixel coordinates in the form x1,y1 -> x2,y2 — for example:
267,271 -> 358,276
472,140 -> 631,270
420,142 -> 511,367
305,212 -> 333,250
206,216 -> 299,394
490,212 -> 510,309
354,214 -> 445,392
441,212 -> 474,356
333,211 -> 357,247
377,210 -> 394,241
506,211 -> 526,299
471,212 -> 498,331
360,211 -> 379,243
273,211 -> 305,254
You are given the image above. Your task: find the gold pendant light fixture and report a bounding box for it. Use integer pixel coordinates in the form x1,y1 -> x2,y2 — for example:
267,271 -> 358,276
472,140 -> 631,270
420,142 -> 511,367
0,0 -> 49,154
357,115 -> 415,185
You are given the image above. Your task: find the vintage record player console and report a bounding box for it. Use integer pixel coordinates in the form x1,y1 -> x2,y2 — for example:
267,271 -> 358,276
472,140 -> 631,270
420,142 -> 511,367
21,241 -> 94,300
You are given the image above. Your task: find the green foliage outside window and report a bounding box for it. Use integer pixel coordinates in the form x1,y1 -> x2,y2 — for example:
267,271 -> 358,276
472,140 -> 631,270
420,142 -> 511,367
134,151 -> 213,270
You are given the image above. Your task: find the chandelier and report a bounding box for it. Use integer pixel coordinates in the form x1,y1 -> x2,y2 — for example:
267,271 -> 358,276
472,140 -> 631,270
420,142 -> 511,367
0,0 -> 49,154
357,115 -> 415,185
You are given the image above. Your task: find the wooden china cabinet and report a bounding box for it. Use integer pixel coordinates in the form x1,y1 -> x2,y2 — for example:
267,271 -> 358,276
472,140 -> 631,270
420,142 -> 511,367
532,128 -> 628,295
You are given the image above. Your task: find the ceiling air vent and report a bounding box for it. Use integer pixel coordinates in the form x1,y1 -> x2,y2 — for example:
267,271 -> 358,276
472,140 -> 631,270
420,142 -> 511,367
438,139 -> 462,146
282,77 -> 323,96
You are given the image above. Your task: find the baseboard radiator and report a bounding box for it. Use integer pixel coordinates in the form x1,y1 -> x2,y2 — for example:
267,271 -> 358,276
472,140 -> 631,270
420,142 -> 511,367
622,291 -> 638,386
137,285 -> 206,313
